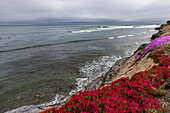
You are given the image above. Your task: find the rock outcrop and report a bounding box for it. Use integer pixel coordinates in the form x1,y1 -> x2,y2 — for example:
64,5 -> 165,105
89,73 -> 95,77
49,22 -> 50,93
5,105 -> 43,113
151,21 -> 170,40
167,20 -> 170,25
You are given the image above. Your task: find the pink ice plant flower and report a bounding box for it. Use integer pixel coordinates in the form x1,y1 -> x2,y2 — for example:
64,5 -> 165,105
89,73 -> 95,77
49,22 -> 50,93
136,35 -> 170,59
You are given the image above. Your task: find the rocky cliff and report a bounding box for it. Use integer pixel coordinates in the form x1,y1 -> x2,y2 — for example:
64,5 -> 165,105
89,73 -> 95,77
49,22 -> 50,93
151,21 -> 170,40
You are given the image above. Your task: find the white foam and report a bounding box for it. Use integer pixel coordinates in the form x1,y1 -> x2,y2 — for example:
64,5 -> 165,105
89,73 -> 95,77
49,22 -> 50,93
134,25 -> 160,28
71,30 -> 95,33
117,35 -> 127,38
71,25 -> 159,34
75,78 -> 88,91
149,29 -> 156,32
117,34 -> 134,38
42,94 -> 69,106
108,37 -> 115,39
71,25 -> 134,34
79,55 -> 122,83
41,77 -> 89,106
142,32 -> 147,34
127,34 -> 134,37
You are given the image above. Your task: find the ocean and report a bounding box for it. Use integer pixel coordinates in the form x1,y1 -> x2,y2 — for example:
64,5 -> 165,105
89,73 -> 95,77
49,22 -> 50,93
0,24 -> 158,112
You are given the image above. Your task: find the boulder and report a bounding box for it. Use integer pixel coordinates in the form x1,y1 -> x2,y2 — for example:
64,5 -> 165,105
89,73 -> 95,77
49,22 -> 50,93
166,20 -> 170,25
155,24 -> 166,30
5,105 -> 43,113
151,31 -> 164,40
134,43 -> 148,54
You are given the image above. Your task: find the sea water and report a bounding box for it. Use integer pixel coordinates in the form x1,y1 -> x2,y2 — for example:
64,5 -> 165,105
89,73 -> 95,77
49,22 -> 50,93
0,24 -> 158,112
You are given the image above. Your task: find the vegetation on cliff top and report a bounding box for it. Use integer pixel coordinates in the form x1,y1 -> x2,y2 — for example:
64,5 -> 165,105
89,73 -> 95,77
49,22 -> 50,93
136,36 -> 170,59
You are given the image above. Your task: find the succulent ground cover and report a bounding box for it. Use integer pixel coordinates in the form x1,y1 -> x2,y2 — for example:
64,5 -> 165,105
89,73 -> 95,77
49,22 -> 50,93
41,37 -> 170,113
136,36 -> 170,59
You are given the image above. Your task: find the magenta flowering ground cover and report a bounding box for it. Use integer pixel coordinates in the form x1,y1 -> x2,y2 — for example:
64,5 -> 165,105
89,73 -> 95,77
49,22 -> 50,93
136,36 -> 170,59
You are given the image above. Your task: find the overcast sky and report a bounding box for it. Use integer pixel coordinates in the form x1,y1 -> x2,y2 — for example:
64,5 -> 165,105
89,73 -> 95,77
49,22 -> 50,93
0,0 -> 170,23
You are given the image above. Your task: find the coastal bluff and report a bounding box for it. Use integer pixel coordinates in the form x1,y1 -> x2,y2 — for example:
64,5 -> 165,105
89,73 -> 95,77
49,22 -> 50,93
5,21 -> 170,113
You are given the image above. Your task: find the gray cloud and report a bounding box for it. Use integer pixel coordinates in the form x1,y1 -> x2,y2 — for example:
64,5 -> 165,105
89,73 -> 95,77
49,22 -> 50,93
0,0 -> 169,23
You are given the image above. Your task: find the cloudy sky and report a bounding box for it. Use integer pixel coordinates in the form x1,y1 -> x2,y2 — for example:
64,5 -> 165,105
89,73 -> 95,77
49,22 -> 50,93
0,0 -> 170,23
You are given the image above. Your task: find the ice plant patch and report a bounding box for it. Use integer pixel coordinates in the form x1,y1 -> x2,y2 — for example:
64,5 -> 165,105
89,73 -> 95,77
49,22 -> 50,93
136,36 -> 170,59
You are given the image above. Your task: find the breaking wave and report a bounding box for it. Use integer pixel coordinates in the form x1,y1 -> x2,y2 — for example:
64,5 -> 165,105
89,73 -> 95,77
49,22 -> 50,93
79,55 -> 122,84
108,37 -> 115,39
134,25 -> 160,28
117,34 -> 134,38
70,25 -> 159,34
71,26 -> 134,34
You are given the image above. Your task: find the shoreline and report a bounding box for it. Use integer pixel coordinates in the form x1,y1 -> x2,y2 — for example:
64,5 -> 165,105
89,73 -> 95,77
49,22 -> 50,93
5,22 -> 169,113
